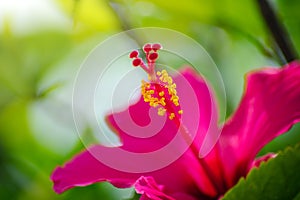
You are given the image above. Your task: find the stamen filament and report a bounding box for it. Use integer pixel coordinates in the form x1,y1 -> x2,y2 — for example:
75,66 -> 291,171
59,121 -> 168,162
178,124 -> 225,194
140,62 -> 150,74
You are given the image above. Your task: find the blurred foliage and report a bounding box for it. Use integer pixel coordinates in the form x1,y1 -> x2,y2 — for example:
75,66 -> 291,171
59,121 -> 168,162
0,29 -> 71,101
0,0 -> 299,199
56,0 -> 120,40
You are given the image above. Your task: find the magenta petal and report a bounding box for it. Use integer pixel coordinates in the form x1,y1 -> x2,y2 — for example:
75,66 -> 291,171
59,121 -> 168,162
51,145 -> 138,194
105,67 -> 219,196
250,153 -> 277,169
219,61 -> 300,186
51,143 -> 214,197
171,193 -> 202,200
106,67 -> 218,154
51,67 -> 220,197
134,176 -> 175,200
135,176 -> 208,200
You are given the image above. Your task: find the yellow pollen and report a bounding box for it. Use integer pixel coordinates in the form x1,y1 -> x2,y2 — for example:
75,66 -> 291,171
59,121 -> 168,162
169,113 -> 175,120
140,70 -> 182,119
160,98 -> 166,106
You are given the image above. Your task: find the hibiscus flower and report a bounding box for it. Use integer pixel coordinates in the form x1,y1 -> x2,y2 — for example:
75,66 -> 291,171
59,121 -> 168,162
51,43 -> 300,200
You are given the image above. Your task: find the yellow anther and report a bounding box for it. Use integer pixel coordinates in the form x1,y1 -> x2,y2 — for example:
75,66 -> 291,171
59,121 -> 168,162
169,113 -> 175,120
141,69 -> 182,119
169,90 -> 176,96
171,95 -> 177,100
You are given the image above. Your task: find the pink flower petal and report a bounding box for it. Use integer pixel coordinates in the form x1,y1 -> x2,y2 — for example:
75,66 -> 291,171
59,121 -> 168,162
51,67 -> 220,198
217,61 -> 300,186
106,67 -> 218,154
51,144 -> 213,197
51,145 -> 137,194
53,61 -> 300,198
134,176 -> 175,200
106,67 -> 219,196
250,153 -> 277,168
171,193 -> 203,200
135,176 -> 211,200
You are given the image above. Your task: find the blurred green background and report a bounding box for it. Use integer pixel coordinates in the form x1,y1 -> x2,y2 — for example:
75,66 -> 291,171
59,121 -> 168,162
0,0 -> 299,199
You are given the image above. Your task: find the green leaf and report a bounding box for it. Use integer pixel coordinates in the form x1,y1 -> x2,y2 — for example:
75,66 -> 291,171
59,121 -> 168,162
126,192 -> 141,200
223,144 -> 300,200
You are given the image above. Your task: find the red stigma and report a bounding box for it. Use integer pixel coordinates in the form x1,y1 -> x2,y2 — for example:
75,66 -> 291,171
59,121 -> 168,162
148,52 -> 158,61
132,58 -> 142,67
130,50 -> 139,58
152,43 -> 161,51
129,43 -> 162,76
143,43 -> 152,53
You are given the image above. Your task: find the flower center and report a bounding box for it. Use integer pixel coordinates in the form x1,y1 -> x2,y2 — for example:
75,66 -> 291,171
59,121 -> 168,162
129,43 -> 183,121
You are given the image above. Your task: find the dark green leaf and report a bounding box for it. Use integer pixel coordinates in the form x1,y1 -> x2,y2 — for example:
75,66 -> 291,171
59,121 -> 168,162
223,144 -> 300,200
